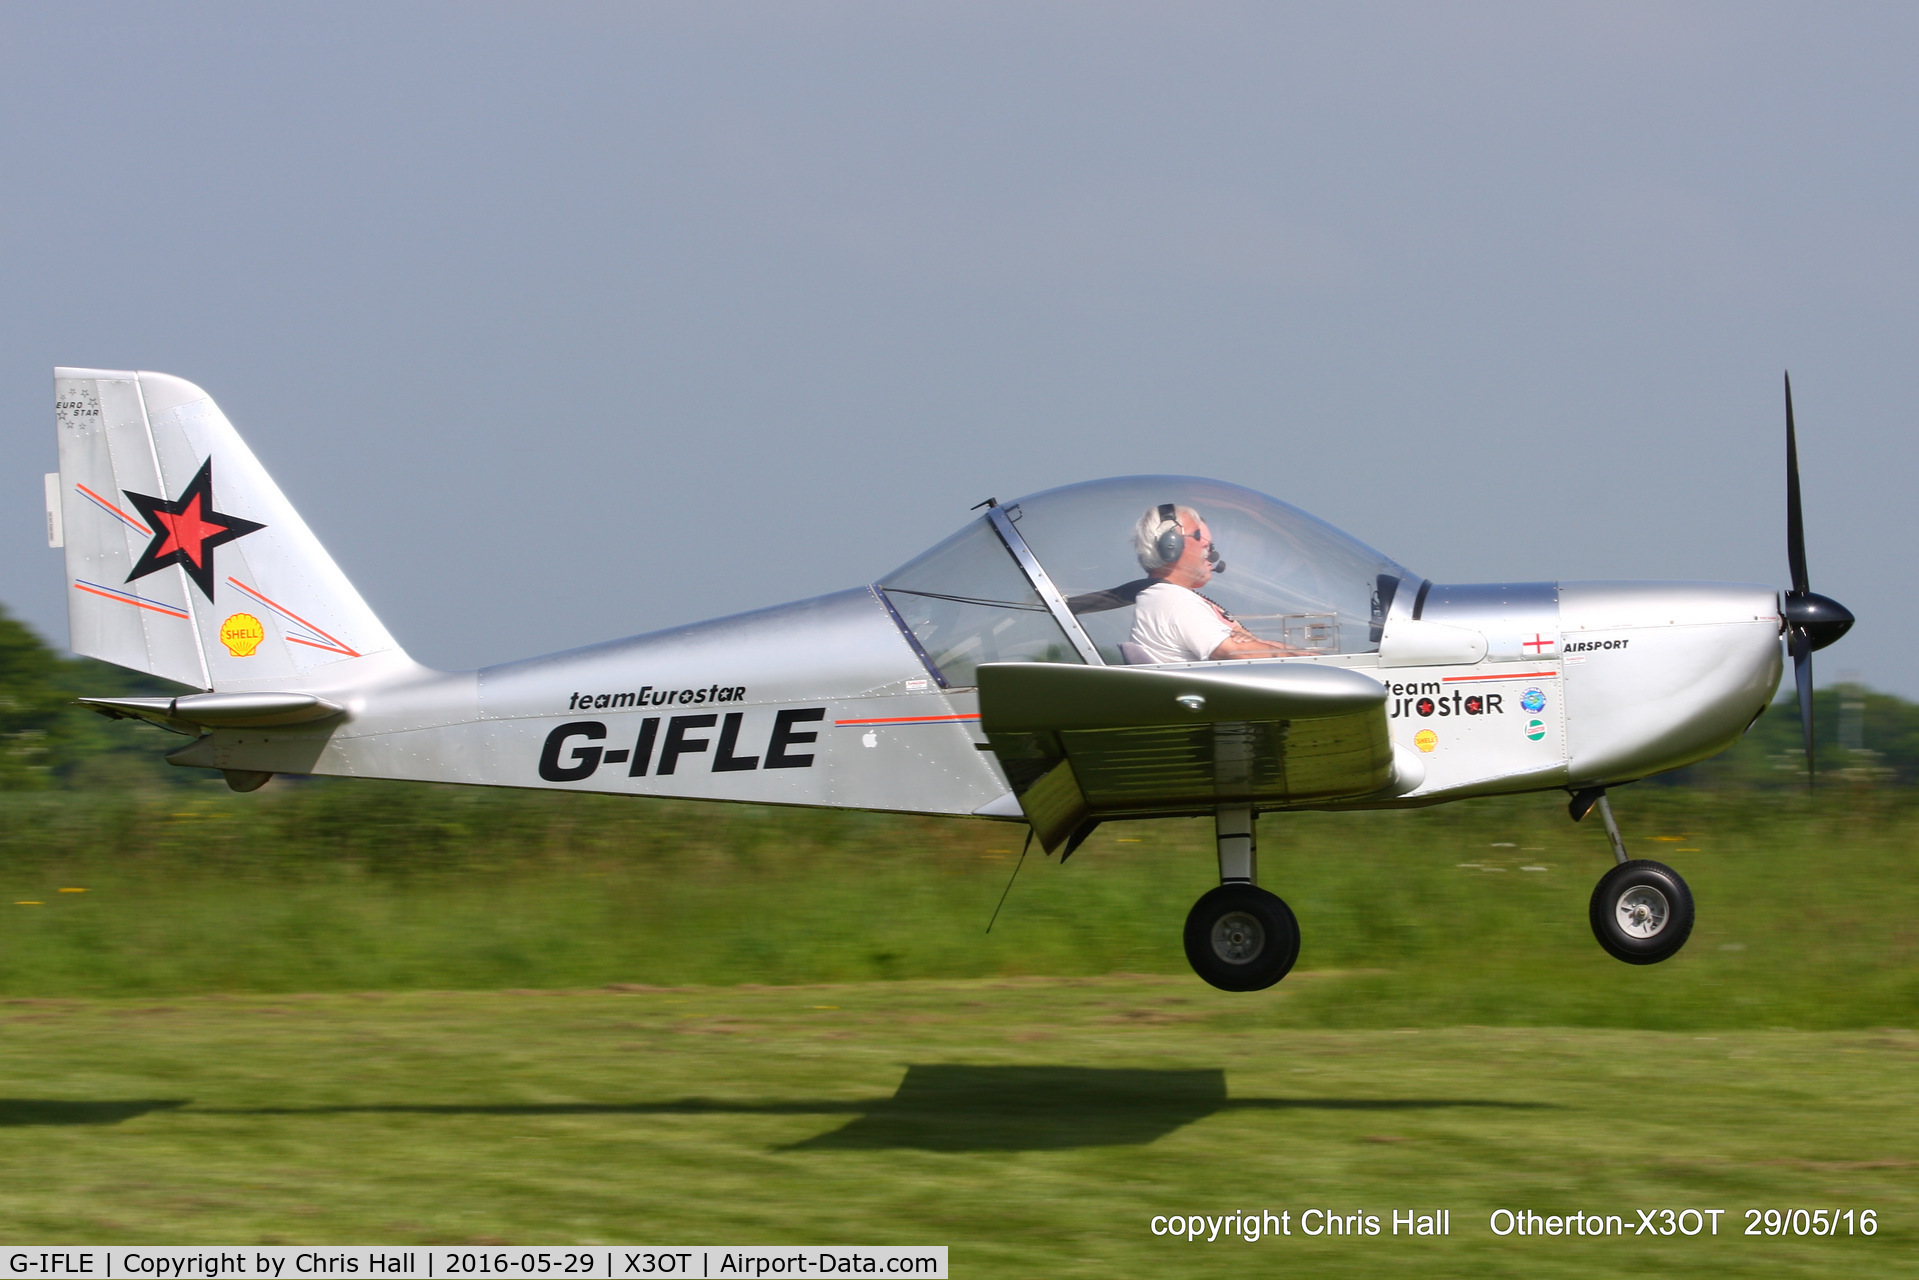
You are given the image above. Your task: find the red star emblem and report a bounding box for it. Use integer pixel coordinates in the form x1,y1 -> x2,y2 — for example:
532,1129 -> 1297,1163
123,459 -> 265,601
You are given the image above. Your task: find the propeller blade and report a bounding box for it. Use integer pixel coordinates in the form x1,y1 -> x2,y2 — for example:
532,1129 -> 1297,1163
1791,626 -> 1815,785
1785,372 -> 1809,596
1779,371 -> 1848,778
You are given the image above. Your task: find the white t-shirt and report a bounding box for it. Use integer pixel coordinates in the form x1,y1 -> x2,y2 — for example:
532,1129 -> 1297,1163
1127,581 -> 1234,664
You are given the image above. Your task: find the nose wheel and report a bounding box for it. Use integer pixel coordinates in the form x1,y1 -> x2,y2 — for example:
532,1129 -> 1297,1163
1183,884 -> 1301,991
1589,860 -> 1695,964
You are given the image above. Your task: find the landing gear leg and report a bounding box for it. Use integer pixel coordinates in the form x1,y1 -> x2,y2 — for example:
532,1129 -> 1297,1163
1182,806 -> 1300,992
1572,789 -> 1696,964
1215,803 -> 1256,884
1595,794 -> 1629,865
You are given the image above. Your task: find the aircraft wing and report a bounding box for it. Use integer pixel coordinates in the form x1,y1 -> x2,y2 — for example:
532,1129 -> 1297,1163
977,661 -> 1393,852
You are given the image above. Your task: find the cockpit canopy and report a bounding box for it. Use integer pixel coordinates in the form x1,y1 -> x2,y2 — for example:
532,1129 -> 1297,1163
877,475 -> 1418,687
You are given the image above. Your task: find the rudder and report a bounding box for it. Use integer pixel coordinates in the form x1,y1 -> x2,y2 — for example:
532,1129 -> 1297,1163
53,368 -> 402,691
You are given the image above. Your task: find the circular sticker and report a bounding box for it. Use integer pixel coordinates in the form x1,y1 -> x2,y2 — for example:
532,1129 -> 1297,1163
1414,729 -> 1438,753
1520,688 -> 1546,713
1525,719 -> 1547,742
219,612 -> 264,657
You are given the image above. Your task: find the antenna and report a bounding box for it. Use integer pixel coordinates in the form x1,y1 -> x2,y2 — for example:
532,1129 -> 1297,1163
985,828 -> 1034,934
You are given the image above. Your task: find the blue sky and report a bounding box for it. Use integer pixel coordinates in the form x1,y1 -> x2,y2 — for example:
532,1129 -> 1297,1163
3,4 -> 1912,692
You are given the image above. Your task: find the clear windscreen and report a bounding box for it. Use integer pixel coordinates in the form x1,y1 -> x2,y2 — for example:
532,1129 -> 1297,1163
1006,476 -> 1416,665
878,476 -> 1416,681
877,517 -> 1083,688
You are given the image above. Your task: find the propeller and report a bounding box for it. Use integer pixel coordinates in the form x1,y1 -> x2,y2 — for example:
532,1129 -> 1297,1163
1781,372 -> 1855,782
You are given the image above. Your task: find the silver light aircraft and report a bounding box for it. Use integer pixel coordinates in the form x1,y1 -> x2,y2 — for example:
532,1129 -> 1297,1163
46,369 -> 1853,990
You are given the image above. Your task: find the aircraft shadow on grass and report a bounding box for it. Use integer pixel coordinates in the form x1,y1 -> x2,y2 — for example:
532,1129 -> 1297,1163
0,1099 -> 188,1126
779,1066 -> 1558,1152
182,1066 -> 1556,1153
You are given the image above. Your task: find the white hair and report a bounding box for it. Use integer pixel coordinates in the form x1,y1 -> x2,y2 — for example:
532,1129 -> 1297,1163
1134,504 -> 1201,572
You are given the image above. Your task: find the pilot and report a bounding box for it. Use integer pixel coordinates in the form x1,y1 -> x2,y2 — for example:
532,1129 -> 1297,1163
1128,504 -> 1307,663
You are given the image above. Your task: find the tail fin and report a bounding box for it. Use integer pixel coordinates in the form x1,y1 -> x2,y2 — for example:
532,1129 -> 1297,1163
53,368 -> 402,691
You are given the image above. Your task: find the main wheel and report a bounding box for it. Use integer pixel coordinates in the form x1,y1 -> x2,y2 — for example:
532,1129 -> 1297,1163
1183,884 -> 1301,992
1589,859 -> 1695,965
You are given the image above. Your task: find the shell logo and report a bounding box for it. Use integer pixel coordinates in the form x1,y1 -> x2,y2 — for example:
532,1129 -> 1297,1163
1413,729 -> 1438,753
219,612 -> 265,657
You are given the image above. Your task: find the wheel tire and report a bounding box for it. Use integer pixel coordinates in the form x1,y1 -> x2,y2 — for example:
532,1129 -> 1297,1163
1183,884 -> 1301,992
1589,859 -> 1695,965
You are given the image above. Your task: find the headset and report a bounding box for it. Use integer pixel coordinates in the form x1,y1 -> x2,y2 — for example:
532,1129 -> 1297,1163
1146,503 -> 1226,574
1150,504 -> 1185,566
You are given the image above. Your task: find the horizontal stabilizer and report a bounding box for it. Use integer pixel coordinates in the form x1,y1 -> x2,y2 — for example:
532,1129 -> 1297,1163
80,691 -> 345,730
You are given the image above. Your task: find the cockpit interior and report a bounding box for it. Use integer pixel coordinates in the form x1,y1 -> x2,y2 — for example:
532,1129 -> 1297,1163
877,476 -> 1417,687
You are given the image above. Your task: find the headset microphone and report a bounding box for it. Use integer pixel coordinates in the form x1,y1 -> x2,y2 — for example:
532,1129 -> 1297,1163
1154,502 -> 1226,573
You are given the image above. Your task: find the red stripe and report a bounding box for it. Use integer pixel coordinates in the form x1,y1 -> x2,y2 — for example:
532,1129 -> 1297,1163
75,484 -> 152,535
1441,671 -> 1556,683
226,577 -> 361,658
834,713 -> 981,726
284,636 -> 359,656
73,582 -> 190,620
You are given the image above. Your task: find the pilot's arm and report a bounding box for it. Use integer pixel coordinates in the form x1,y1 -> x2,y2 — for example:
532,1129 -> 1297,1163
1206,610 -> 1314,659
1208,629 -> 1308,660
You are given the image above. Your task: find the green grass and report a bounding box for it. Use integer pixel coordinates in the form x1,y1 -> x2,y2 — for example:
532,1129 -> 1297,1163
1,781 -> 1914,1268
1,780 -> 1915,1029
0,980 -> 1913,1276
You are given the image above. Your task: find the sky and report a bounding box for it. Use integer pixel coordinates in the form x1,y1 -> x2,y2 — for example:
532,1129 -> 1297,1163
1,3 -> 1912,693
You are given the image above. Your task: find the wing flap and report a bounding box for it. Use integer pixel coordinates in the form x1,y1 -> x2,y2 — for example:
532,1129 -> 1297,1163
978,660 -> 1384,731
978,662 -> 1392,850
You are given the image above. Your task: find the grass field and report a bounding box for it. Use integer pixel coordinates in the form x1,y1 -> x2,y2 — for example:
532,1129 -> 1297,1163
1,780 -> 1915,1028
0,780 -> 1915,1269
0,980 -> 1913,1276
